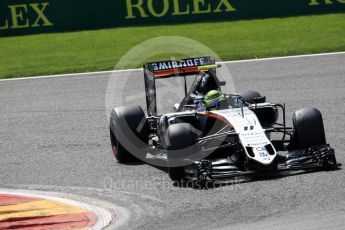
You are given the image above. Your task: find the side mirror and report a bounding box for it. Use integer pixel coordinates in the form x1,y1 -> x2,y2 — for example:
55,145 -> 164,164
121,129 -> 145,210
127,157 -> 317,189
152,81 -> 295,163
253,96 -> 266,104
183,104 -> 198,110
219,81 -> 226,86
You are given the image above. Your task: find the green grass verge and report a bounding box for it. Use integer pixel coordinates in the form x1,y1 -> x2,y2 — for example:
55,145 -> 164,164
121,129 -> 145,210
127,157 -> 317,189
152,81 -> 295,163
0,13 -> 345,79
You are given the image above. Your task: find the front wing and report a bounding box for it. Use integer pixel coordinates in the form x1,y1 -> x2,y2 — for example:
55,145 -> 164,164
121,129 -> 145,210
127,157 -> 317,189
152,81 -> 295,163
186,144 -> 339,181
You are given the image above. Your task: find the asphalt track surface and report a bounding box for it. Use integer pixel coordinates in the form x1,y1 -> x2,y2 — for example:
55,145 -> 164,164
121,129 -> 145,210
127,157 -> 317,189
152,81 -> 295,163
1,53 -> 345,229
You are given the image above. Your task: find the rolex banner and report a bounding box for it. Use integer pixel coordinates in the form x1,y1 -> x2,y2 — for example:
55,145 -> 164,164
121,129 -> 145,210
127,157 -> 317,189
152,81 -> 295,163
1,0 -> 344,36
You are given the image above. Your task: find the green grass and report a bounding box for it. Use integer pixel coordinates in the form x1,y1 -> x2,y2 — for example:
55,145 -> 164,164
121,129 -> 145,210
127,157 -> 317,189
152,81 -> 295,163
0,13 -> 345,79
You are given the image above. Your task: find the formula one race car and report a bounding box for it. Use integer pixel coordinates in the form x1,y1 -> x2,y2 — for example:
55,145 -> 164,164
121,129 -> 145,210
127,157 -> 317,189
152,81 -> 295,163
109,56 -> 338,182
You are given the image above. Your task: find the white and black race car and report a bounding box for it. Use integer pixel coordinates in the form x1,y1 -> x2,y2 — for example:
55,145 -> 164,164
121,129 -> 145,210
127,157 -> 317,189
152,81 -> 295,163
110,56 -> 338,182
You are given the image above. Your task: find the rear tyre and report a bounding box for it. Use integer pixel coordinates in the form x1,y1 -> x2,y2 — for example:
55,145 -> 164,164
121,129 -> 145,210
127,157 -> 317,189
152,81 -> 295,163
167,124 -> 199,181
110,129 -> 136,162
290,108 -> 326,150
240,91 -> 261,104
109,106 -> 148,162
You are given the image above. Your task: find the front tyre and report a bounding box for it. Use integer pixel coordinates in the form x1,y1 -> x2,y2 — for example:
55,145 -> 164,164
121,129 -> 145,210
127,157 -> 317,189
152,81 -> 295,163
290,107 -> 326,149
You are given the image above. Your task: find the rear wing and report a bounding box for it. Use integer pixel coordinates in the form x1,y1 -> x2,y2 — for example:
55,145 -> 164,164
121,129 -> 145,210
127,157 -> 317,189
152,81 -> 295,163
144,56 -> 217,78
143,56 -> 219,116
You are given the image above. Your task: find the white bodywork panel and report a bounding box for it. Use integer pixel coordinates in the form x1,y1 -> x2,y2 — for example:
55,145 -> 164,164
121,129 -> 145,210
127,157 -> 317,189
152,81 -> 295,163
211,107 -> 277,165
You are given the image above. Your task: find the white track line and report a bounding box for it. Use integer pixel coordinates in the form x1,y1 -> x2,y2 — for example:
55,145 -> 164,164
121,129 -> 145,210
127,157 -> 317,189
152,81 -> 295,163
218,51 -> 345,64
1,51 -> 344,82
0,68 -> 141,82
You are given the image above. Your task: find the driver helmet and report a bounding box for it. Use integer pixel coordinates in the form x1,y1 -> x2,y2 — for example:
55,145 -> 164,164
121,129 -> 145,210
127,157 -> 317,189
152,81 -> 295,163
204,90 -> 225,110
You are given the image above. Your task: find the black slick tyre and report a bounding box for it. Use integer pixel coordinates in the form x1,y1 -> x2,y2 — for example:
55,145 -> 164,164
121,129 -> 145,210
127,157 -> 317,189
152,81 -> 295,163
290,107 -> 326,150
109,106 -> 148,162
